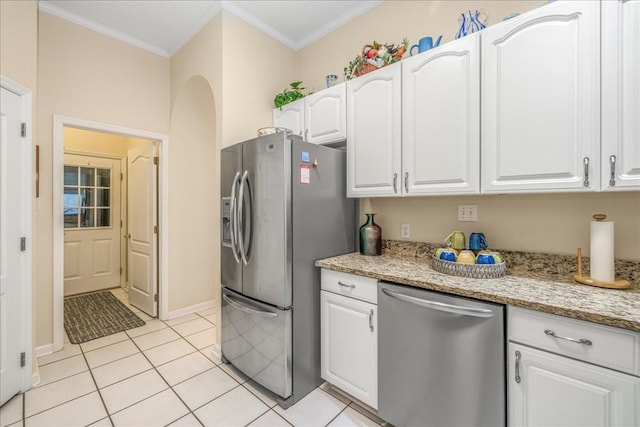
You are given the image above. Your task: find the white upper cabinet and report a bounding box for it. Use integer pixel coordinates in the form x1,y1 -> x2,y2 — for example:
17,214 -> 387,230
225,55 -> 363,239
273,83 -> 346,145
273,98 -> 304,137
481,1 -> 601,193
347,62 -> 402,197
601,0 -> 640,191
402,33 -> 480,195
305,83 -> 346,144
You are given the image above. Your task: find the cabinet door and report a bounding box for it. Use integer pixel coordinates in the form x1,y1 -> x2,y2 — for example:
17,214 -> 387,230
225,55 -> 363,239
602,0 -> 640,191
402,33 -> 480,195
509,343 -> 640,427
482,1 -> 600,193
273,98 -> 304,136
347,63 -> 401,197
321,291 -> 377,408
305,83 -> 346,144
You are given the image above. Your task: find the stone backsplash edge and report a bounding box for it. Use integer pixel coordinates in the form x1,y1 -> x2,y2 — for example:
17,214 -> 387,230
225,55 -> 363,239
382,239 -> 639,287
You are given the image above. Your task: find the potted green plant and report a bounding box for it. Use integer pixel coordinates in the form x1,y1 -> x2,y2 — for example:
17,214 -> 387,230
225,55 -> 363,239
273,81 -> 306,109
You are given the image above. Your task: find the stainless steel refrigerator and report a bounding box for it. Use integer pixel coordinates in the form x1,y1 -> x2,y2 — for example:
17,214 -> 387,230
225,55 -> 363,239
220,132 -> 355,408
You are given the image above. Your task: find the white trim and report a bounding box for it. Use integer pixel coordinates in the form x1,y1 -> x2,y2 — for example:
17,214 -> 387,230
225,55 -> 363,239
0,75 -> 33,395
165,299 -> 216,320
221,0 -> 382,51
34,343 -> 54,358
53,115 -> 170,352
211,343 -> 222,361
38,1 -> 222,58
31,371 -> 41,388
38,2 -> 169,58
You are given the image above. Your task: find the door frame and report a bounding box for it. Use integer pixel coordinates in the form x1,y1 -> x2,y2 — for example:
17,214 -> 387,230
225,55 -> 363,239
52,115 -> 169,352
0,75 -> 33,389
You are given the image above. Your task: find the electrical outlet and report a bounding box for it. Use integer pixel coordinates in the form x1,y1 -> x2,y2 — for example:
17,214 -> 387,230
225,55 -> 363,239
401,223 -> 410,239
458,205 -> 478,222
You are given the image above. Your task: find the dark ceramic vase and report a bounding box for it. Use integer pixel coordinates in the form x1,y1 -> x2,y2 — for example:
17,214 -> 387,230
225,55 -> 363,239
359,213 -> 382,256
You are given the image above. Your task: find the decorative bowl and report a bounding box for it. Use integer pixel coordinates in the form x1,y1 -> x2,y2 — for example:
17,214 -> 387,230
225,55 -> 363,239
431,256 -> 506,279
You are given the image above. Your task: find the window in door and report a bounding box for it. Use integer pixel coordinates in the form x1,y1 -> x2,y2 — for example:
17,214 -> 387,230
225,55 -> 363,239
64,165 -> 111,228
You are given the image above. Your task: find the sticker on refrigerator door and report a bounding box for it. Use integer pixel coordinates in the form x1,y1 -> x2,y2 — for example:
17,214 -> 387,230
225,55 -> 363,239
301,151 -> 310,163
300,164 -> 311,185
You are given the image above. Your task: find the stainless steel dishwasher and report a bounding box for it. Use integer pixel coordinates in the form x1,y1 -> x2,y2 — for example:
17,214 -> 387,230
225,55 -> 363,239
378,282 -> 505,427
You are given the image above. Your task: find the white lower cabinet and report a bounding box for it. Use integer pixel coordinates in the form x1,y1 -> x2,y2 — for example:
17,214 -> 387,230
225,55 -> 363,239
320,269 -> 378,409
508,307 -> 640,426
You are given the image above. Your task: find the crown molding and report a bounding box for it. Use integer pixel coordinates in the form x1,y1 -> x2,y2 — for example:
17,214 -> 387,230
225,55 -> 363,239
166,3 -> 222,57
38,1 -> 170,57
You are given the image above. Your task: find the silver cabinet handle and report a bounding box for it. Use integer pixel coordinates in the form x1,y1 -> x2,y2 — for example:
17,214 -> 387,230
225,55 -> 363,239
304,129 -> 309,141
369,309 -> 374,332
229,171 -> 241,263
393,173 -> 398,193
404,172 -> 409,193
338,281 -> 355,289
223,293 -> 277,318
515,350 -> 521,383
609,155 -> 616,187
583,157 -> 590,187
381,288 -> 495,318
544,329 -> 592,346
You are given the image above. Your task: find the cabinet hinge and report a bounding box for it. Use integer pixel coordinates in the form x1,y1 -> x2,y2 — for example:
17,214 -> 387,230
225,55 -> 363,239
20,237 -> 26,251
153,156 -> 159,165
21,123 -> 26,137
154,225 -> 158,234
20,352 -> 26,367
154,294 -> 158,302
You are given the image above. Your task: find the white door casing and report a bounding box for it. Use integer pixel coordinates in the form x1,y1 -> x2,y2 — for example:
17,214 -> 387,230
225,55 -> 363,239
127,143 -> 157,317
63,153 -> 122,296
52,115 -> 168,352
0,81 -> 33,405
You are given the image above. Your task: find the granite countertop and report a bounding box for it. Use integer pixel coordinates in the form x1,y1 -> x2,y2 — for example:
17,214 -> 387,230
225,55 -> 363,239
315,241 -> 640,333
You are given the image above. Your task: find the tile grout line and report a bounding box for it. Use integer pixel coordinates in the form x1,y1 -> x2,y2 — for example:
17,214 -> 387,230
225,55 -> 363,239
78,341 -> 116,427
125,319 -> 206,426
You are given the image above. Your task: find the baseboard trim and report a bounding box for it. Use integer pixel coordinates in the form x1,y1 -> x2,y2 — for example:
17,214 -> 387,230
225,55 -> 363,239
35,343 -> 54,358
211,343 -> 222,360
31,371 -> 41,388
164,299 -> 216,320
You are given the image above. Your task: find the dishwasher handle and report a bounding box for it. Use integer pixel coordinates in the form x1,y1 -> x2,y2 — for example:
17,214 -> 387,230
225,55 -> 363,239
381,288 -> 495,318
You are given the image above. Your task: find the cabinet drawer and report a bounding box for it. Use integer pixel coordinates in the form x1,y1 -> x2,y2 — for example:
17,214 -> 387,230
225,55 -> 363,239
508,306 -> 640,376
321,269 -> 377,304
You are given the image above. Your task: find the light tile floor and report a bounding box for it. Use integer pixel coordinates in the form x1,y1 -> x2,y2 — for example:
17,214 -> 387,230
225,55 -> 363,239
0,289 -> 384,427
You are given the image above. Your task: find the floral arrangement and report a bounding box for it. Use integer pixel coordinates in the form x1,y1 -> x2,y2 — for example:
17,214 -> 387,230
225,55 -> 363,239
344,38 -> 409,80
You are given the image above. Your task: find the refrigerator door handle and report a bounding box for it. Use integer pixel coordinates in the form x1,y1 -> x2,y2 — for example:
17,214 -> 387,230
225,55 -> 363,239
238,170 -> 251,265
223,292 -> 278,318
381,288 -> 495,318
229,171 -> 241,263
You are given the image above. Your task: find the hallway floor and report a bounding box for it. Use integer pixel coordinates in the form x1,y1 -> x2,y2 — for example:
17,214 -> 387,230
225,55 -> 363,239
0,288 -> 384,427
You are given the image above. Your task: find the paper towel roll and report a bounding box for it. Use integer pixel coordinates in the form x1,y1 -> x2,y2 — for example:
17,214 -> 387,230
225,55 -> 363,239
590,219 -> 615,282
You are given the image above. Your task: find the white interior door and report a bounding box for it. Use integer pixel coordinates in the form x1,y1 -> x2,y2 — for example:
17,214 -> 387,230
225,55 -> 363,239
127,143 -> 157,316
63,154 -> 121,296
0,86 -> 30,405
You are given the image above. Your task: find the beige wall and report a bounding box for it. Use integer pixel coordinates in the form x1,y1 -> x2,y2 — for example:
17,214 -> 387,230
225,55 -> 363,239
366,193 -> 640,261
64,127 -> 149,157
220,11 -> 297,144
297,1 -> 547,92
295,0 -> 640,262
36,11 -> 170,347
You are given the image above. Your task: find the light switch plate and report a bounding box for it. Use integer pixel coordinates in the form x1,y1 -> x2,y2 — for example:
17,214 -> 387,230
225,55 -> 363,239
458,205 -> 478,222
401,223 -> 410,239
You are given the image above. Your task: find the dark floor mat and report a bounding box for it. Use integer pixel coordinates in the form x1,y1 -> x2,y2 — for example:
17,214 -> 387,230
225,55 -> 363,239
64,291 -> 145,344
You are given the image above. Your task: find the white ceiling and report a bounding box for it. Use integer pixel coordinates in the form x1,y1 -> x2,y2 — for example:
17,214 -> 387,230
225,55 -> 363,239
38,1 -> 382,58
